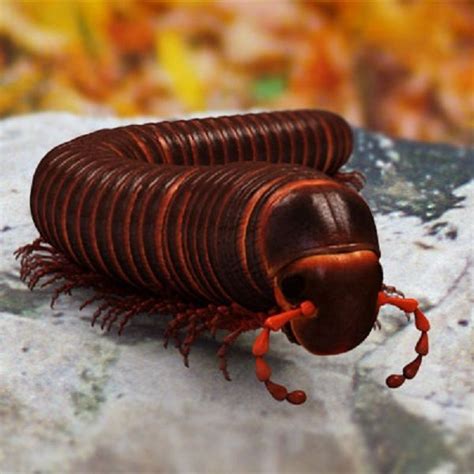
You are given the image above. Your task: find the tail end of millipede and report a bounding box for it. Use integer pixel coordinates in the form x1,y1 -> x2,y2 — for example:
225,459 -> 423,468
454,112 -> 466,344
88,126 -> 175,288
377,290 -> 431,389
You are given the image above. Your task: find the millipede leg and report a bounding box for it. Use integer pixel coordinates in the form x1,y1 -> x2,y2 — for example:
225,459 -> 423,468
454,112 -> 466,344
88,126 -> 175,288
180,313 -> 200,367
15,236 -> 180,334
333,171 -> 366,191
217,328 -> 245,381
377,291 -> 431,388
382,284 -> 405,298
252,301 -> 316,405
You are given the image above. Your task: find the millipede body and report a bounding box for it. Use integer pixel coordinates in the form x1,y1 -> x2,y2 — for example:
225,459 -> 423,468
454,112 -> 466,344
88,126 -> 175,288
16,110 -> 431,405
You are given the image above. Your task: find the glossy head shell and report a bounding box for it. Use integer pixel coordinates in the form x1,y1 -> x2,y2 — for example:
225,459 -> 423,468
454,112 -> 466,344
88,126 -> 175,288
262,179 -> 380,276
262,179 -> 382,355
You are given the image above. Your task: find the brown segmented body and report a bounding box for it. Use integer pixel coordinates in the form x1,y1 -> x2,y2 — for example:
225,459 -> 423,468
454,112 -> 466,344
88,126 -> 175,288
30,110 -> 357,309
17,109 -> 431,405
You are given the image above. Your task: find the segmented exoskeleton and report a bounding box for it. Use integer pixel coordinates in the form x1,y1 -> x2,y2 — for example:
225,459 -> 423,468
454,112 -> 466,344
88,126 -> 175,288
16,110 -> 430,404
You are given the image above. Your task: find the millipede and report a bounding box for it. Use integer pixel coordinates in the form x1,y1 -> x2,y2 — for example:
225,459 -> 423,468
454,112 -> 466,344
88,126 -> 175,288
15,109 -> 430,405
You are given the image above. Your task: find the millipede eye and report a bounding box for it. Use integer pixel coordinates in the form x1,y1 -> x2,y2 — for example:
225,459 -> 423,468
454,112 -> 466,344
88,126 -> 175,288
280,273 -> 307,301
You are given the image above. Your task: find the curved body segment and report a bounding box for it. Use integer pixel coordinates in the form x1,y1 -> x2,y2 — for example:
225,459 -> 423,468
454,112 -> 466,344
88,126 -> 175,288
30,110 -> 357,309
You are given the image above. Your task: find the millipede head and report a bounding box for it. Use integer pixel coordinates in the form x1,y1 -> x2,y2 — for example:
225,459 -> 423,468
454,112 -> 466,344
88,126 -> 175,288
273,250 -> 383,355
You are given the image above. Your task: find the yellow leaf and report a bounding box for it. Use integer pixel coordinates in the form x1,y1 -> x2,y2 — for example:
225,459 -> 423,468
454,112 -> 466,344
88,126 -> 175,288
156,30 -> 205,111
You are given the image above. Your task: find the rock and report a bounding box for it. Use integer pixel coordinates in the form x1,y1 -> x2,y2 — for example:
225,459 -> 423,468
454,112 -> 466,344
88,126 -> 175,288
0,112 -> 473,473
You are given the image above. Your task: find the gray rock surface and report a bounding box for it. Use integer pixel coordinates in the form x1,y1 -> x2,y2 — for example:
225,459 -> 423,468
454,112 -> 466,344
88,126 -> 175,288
0,113 -> 473,473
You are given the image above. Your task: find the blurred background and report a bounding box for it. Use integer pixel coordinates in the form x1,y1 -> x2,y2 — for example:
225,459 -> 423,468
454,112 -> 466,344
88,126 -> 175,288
0,0 -> 472,145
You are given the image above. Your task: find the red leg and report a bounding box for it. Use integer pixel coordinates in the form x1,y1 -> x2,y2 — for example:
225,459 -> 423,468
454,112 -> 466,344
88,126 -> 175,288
377,290 -> 431,388
252,301 -> 317,405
